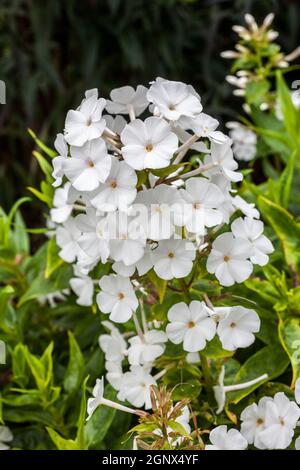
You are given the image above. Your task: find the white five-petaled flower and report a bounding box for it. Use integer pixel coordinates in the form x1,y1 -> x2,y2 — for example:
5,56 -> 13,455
70,273 -> 94,306
96,274 -> 138,323
121,116 -> 178,170
147,77 -> 202,121
178,177 -> 224,234
56,217 -> 81,263
90,158 -> 137,212
205,425 -> 248,450
166,301 -> 216,352
207,232 -> 253,286
64,90 -> 106,146
228,123 -> 257,162
63,139 -> 111,191
232,195 -> 260,219
99,326 -> 128,362
205,140 -> 243,182
75,208 -> 110,264
127,329 -> 168,366
240,397 -> 274,449
50,182 -> 78,224
215,305 -> 261,351
241,392 -> 300,450
135,185 -> 182,241
259,392 -> 300,450
152,239 -> 196,280
0,426 -> 13,451
108,213 -> 146,266
231,217 -> 274,266
118,365 -> 156,409
184,112 -> 219,139
105,85 -> 148,117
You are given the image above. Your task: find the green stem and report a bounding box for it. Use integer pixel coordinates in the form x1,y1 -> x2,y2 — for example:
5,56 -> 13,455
200,354 -> 213,389
179,279 -> 190,302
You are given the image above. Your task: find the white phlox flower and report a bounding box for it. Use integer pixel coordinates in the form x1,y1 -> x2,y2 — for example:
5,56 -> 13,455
96,274 -> 138,323
105,85 -> 148,117
64,90 -> 106,146
127,329 -> 168,366
166,301 -> 216,352
231,216 -> 274,266
205,425 -> 248,450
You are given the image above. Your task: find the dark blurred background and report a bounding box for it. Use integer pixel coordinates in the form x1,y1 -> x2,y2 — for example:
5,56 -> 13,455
1,0 -> 299,218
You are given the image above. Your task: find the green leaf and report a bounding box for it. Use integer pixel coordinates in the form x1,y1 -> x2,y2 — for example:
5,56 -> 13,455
151,163 -> 187,178
277,150 -> 295,208
278,317 -> 300,387
28,128 -> 56,158
148,270 -> 167,303
276,72 -> 299,140
46,427 -> 80,450
27,187 -> 52,206
202,336 -> 234,359
228,344 -> 289,404
245,79 -> 270,106
171,380 -> 201,401
11,344 -> 30,388
40,342 -> 54,389
18,264 -> 71,306
76,377 -> 89,449
6,198 -> 31,245
11,211 -> 30,254
168,420 -> 190,437
258,196 -> 300,271
33,151 -> 53,181
64,332 -> 85,395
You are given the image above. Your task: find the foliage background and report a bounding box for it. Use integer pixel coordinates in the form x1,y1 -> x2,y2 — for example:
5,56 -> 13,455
1,0 -> 300,217
0,0 -> 300,451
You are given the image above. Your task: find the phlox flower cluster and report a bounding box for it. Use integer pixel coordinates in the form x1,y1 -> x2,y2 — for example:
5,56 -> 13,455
48,78 -> 274,430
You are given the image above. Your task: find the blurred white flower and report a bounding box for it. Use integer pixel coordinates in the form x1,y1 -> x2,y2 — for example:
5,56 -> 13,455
232,195 -> 260,219
118,366 -> 156,409
105,85 -> 148,117
228,124 -> 257,161
0,426 -> 13,451
75,208 -> 110,264
205,425 -> 248,450
128,329 -> 167,365
70,274 -> 94,306
50,182 -> 78,223
56,217 -> 81,263
99,327 -> 128,362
